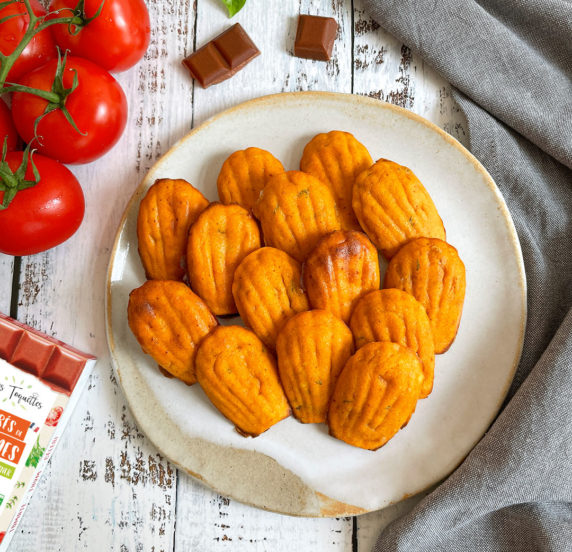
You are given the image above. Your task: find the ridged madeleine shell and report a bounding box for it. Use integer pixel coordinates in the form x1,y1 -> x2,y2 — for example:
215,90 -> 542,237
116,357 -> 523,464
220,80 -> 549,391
276,310 -> 354,423
300,131 -> 373,230
217,147 -> 284,212
352,159 -> 445,258
328,342 -> 423,450
256,171 -> 341,261
349,289 -> 435,398
137,178 -> 209,280
127,280 -> 218,385
195,326 -> 291,436
384,237 -> 466,354
303,230 -> 380,323
187,203 -> 261,315
232,247 -> 309,350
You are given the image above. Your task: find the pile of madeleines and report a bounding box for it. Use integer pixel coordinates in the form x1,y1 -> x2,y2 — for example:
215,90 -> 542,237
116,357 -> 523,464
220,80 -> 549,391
127,130 -> 466,451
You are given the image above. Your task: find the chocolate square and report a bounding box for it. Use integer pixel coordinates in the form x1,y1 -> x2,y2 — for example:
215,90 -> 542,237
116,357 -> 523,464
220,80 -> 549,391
183,43 -> 230,88
213,23 -> 260,70
294,15 -> 338,61
183,24 -> 260,89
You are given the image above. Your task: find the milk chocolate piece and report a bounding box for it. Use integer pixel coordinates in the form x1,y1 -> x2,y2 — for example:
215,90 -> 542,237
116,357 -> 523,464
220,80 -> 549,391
0,313 -> 94,394
294,15 -> 338,61
183,23 -> 260,88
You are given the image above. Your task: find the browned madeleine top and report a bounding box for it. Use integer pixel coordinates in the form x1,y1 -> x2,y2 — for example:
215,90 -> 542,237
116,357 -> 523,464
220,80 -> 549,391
137,178 -> 209,280
384,237 -> 466,354
303,230 -> 380,323
352,159 -> 445,258
232,247 -> 309,350
300,130 -> 373,231
187,203 -> 261,316
328,342 -> 424,451
217,147 -> 284,212
127,280 -> 218,385
256,170 -> 342,262
349,289 -> 435,399
276,310 -> 354,424
195,325 -> 291,437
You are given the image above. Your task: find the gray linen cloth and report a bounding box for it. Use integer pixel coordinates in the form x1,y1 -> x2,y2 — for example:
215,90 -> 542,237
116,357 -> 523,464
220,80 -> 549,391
361,1 -> 572,550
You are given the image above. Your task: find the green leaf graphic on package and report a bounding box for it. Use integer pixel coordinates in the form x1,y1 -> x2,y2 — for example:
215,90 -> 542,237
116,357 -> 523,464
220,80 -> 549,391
220,0 -> 246,17
25,437 -> 45,468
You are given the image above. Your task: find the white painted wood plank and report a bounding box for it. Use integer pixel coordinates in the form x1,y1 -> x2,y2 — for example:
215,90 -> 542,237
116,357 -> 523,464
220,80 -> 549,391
0,256 -> 14,314
352,2 -> 467,548
175,478 -> 353,551
8,0 -> 197,549
175,1 -> 355,550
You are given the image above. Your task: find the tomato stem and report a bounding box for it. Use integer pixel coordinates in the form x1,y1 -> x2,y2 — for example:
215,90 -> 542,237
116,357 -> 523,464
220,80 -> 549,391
0,0 -> 104,90
0,140 -> 40,209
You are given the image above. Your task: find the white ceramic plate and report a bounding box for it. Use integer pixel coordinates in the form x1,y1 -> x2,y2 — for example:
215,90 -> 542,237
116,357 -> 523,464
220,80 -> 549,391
106,92 -> 526,517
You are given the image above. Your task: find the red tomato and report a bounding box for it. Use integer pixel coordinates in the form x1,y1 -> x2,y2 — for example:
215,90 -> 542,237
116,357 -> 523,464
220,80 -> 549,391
0,0 -> 57,83
49,0 -> 150,72
0,152 -> 84,256
11,57 -> 128,164
0,99 -> 18,151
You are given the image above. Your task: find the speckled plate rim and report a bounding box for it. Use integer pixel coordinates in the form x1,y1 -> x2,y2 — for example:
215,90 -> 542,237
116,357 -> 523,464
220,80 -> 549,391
105,91 -> 527,517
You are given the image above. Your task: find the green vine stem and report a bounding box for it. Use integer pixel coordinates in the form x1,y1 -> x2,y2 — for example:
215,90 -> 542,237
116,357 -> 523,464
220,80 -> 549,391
0,0 -> 104,89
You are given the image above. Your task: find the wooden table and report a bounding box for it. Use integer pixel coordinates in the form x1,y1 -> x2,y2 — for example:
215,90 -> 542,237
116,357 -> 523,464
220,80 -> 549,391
3,0 -> 467,549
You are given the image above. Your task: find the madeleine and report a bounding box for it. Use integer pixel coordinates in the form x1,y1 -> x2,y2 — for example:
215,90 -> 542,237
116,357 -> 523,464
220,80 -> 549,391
187,203 -> 260,315
352,159 -> 445,258
196,326 -> 291,436
300,130 -> 372,230
276,310 -> 354,423
127,280 -> 217,385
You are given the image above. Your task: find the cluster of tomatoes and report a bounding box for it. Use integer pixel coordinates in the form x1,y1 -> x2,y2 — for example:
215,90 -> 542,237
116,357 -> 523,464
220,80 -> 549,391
0,0 -> 150,255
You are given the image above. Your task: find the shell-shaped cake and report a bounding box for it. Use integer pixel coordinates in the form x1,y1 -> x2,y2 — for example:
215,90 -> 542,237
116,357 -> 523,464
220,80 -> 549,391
217,147 -> 284,212
384,237 -> 466,354
276,310 -> 354,423
328,342 -> 424,450
127,280 -> 218,385
349,289 -> 435,398
195,326 -> 291,436
352,159 -> 445,258
187,203 -> 261,315
232,247 -> 309,349
255,170 -> 341,261
137,178 -> 209,280
303,230 -> 380,323
300,130 -> 373,230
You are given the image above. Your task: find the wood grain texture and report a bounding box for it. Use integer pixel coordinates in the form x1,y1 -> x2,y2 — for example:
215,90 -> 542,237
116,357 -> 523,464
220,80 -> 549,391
1,0 -> 468,549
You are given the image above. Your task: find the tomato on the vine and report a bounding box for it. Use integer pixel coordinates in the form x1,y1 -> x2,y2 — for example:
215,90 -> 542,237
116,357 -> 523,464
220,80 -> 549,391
0,0 -> 57,83
11,56 -> 128,164
49,0 -> 151,73
0,99 -> 18,151
0,152 -> 85,256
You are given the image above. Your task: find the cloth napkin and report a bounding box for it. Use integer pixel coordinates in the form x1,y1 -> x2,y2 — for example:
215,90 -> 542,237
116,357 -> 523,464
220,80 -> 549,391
361,1 -> 572,550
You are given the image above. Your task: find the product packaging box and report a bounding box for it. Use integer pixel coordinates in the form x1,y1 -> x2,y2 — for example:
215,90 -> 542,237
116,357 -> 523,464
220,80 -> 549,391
0,313 -> 96,550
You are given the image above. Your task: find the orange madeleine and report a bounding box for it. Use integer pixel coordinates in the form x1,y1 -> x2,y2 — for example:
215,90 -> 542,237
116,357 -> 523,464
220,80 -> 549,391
187,203 -> 261,315
195,326 -> 291,436
384,237 -> 466,354
349,289 -> 435,398
127,280 -> 217,385
137,178 -> 209,280
255,170 -> 341,262
328,342 -> 424,450
276,310 -> 354,423
300,130 -> 373,230
303,230 -> 380,323
232,247 -> 309,350
217,147 -> 284,212
352,159 -> 445,258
